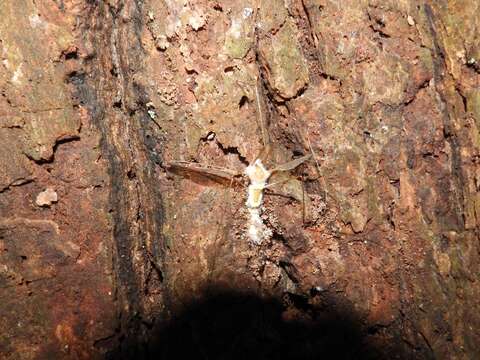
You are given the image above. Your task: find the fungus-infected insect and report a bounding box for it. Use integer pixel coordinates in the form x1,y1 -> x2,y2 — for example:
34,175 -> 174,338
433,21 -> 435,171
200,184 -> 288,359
166,151 -> 310,245
165,80 -> 311,244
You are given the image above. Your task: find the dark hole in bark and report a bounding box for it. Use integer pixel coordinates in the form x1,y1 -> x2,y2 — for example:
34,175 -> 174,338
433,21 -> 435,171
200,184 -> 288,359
224,66 -> 235,73
127,170 -> 136,179
185,68 -> 198,75
239,95 -> 249,109
65,49 -> 78,60
66,71 -> 85,85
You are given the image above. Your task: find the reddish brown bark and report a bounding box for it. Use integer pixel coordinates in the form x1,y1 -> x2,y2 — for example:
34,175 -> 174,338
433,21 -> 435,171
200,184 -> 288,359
1,1 -> 479,359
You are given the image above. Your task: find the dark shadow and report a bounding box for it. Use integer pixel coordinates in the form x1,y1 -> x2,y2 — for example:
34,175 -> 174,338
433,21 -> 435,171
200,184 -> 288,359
107,289 -> 406,360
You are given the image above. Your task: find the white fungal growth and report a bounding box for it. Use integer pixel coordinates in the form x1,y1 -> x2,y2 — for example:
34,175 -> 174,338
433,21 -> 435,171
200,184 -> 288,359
247,209 -> 269,244
188,10 -> 206,31
29,14 -> 46,29
245,159 -> 272,245
228,18 -> 242,39
242,7 -> 253,19
12,64 -> 23,85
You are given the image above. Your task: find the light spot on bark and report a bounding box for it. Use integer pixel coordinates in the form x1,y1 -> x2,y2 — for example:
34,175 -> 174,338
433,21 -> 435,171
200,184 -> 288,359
35,188 -> 58,207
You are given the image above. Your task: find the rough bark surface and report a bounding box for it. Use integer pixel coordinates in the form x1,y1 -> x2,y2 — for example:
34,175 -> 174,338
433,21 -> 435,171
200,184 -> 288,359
1,0 -> 479,359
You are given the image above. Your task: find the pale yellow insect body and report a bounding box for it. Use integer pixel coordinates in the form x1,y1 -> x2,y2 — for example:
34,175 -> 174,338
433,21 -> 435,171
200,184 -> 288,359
244,159 -> 272,244
245,159 -> 271,209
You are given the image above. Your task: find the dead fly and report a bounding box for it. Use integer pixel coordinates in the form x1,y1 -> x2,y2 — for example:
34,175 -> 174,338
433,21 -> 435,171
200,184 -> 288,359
165,79 -> 311,244
165,152 -> 310,245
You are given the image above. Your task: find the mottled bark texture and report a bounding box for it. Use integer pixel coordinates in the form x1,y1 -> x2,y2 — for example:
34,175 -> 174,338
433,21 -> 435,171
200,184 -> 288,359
1,0 -> 479,359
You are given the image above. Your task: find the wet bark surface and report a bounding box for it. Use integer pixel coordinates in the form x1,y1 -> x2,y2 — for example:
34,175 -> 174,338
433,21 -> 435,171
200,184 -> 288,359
1,1 -> 480,359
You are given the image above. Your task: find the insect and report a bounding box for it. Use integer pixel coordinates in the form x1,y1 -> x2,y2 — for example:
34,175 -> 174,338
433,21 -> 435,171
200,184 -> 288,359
165,78 -> 311,244
165,150 -> 310,245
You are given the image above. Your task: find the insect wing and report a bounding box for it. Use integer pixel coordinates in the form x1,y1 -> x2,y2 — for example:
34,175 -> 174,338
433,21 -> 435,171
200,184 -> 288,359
271,155 -> 311,173
167,161 -> 241,187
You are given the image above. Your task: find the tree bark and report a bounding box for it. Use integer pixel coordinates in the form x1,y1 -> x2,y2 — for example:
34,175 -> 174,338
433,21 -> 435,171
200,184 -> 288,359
1,0 -> 479,359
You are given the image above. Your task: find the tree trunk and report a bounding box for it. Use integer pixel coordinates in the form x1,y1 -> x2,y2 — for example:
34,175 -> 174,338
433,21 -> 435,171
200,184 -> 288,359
1,0 -> 479,359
